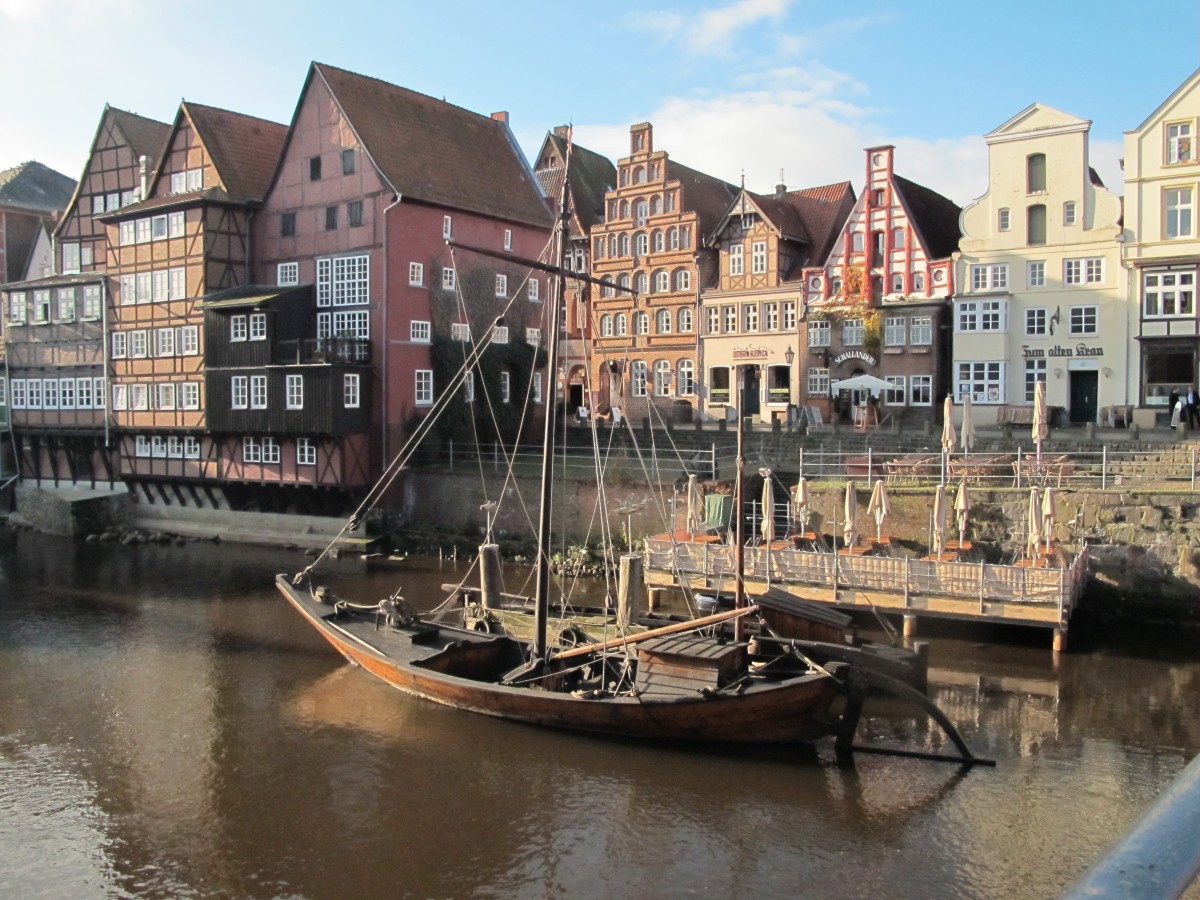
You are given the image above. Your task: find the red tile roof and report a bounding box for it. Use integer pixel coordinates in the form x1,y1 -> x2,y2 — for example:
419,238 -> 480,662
184,102 -> 288,204
314,63 -> 552,229
0,161 -> 75,214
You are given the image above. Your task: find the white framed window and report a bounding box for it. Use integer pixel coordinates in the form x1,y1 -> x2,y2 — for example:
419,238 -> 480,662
170,172 -> 187,194
615,313 -> 628,336
409,262 -> 424,286
486,325 -> 507,344
909,375 -> 932,406
528,279 -> 539,302
135,273 -> 151,304
751,241 -> 767,274
729,244 -> 744,276
183,436 -> 200,459
533,372 -> 542,404
78,285 -> 100,320
495,274 -> 508,298
243,436 -> 261,464
806,367 -> 829,396
1024,359 -> 1047,402
1026,308 -> 1048,336
0,377 -> 8,407
678,307 -> 693,333
169,211 -> 185,238
277,262 -> 299,286
55,288 -> 76,322
998,208 -> 1010,231
135,436 -> 150,457
442,216 -> 452,239
706,307 -> 720,334
442,267 -> 456,291
957,299 -> 1006,332
500,371 -> 511,403
410,320 -> 431,343
119,221 -> 135,246
885,375 -> 906,405
883,316 -> 905,346
741,303 -> 758,333
1167,121 -> 1193,164
130,384 -> 148,410
910,316 -> 932,345
129,330 -> 148,358
33,290 -> 50,323
1069,305 -> 1098,335
634,312 -> 649,336
167,436 -> 182,458
135,218 -> 152,244
808,320 -> 831,347
842,318 -> 865,346
155,327 -> 175,357
415,370 -> 433,406
1027,260 -> 1046,288
656,309 -> 672,334
154,383 -> 176,410
151,215 -> 168,240
231,375 -> 248,409
179,326 -> 199,355
250,375 -> 267,409
1065,257 -> 1104,285
186,168 -> 202,191
316,255 -> 370,306
1143,270 -> 1196,318
631,360 -> 647,397
42,379 -> 59,410
343,373 -> 360,408
286,374 -> 304,409
152,270 -> 168,302
1166,187 -> 1194,239
61,242 -> 80,274
27,379 -> 44,409
169,267 -> 186,300
782,301 -> 797,331
181,383 -> 200,409
970,264 -> 1009,291
59,378 -> 75,409
10,379 -> 26,408
249,313 -> 267,341
451,322 -> 471,341
503,229 -> 512,250
654,359 -> 671,396
674,269 -> 691,291
677,359 -> 695,395
150,436 -> 166,458
1063,201 -> 1077,226
297,438 -> 316,466
955,361 -> 1005,403
525,327 -> 541,347
231,315 -> 248,342
76,377 -> 93,409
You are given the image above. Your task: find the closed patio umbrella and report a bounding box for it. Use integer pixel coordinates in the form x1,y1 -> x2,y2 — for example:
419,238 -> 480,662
1032,380 -> 1049,463
1026,487 -> 1042,560
1041,487 -> 1057,554
760,471 -> 775,543
954,480 -> 971,550
686,473 -> 705,535
941,395 -> 956,483
932,483 -> 947,557
792,477 -> 809,533
961,395 -> 977,453
843,480 -> 858,551
867,479 -> 890,543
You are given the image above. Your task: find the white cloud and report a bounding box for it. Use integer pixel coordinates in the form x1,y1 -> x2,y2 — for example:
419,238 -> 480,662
627,0 -> 792,57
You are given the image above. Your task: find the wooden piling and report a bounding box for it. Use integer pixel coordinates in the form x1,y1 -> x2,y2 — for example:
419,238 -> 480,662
618,554 -> 644,625
479,543 -> 502,609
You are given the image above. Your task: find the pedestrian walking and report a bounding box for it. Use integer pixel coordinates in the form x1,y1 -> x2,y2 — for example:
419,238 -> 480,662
1188,385 -> 1200,429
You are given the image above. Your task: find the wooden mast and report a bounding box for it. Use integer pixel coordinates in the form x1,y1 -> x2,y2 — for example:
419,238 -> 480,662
734,364 -> 746,642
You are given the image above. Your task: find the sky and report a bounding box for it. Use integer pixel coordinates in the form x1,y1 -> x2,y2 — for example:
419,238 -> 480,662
1,0 -> 1198,208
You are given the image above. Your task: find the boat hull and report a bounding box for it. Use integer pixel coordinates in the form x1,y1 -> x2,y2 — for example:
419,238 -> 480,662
277,575 -> 839,745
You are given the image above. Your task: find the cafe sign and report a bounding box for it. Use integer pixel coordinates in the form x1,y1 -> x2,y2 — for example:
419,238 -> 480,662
1022,344 -> 1104,358
732,344 -> 770,360
832,350 -> 877,367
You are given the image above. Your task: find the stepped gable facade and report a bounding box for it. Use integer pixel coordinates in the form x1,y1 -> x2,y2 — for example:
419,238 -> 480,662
801,146 -> 961,426
588,122 -> 738,422
1,106 -> 169,486
700,179 -> 856,424
256,62 -> 554,489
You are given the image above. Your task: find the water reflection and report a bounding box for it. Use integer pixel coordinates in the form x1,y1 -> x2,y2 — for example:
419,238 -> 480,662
0,530 -> 1197,899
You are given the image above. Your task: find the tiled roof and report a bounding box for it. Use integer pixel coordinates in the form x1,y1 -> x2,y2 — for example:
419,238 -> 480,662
536,130 -> 615,233
894,175 -> 961,261
314,63 -> 552,229
109,107 -> 172,172
666,159 -> 739,237
185,102 -> 288,204
779,181 -> 856,269
0,161 -> 75,214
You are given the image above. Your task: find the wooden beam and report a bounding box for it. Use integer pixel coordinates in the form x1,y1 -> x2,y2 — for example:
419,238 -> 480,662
553,604 -> 758,662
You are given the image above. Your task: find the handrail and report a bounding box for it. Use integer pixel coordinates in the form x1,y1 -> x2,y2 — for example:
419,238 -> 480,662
1061,752 -> 1200,899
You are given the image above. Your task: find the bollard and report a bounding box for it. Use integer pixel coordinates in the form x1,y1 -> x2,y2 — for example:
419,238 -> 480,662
617,554 -> 645,625
479,543 -> 502,609
903,613 -> 918,638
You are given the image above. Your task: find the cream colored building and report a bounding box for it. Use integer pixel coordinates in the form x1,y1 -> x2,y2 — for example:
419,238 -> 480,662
955,104 -> 1125,426
1123,68 -> 1200,421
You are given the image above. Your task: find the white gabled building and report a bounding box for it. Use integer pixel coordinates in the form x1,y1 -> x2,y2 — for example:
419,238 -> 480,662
955,104 -> 1125,426
1124,68 -> 1200,424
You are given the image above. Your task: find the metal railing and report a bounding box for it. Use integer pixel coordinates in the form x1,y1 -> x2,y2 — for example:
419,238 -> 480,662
440,440 -> 719,479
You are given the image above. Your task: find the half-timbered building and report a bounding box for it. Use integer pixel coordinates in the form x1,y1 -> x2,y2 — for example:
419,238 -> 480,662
700,180 -> 855,424
801,146 -> 961,427
1,107 -> 169,485
533,127 -> 615,415
99,101 -> 287,505
589,123 -> 737,424
256,62 -> 553,487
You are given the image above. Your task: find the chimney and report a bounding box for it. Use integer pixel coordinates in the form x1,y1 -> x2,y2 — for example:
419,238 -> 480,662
775,169 -> 786,199
491,111 -> 509,125
553,125 -> 570,138
139,155 -> 148,201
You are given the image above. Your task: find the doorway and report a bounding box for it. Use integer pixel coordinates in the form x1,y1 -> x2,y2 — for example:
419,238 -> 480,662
1069,370 -> 1098,424
742,368 -> 761,416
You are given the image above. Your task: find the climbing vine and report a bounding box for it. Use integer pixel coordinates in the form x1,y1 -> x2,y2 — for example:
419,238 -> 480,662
819,262 -> 882,353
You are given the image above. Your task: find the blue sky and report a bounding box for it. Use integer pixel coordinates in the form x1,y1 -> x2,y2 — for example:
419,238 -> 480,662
2,0 -> 1197,206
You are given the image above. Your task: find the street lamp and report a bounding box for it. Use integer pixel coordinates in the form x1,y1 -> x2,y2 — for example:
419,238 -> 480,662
784,346 -> 795,366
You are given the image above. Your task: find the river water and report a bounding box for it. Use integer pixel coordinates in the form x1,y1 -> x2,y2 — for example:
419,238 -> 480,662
0,529 -> 1197,900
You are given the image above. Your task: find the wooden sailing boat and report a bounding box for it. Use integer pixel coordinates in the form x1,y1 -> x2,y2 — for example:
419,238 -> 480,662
277,144 -> 980,759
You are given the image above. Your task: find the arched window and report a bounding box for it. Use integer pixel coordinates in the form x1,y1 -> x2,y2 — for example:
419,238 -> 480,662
677,359 -> 695,395
653,230 -> 664,252
594,237 -> 604,259
680,227 -> 691,249
616,313 -> 628,336
677,306 -> 693,332
600,314 -> 613,336
619,234 -> 630,256
656,309 -> 672,333
851,232 -> 864,252
872,231 -> 885,258
654,359 -> 671,395
631,360 -> 648,396
635,232 -> 649,256
1027,153 -> 1047,193
674,269 -> 691,291
608,234 -> 617,257
635,200 -> 648,226
619,199 -> 629,219
633,166 -> 645,184
913,272 -> 925,292
668,227 -> 680,250
619,273 -> 631,290
635,312 -> 649,335
636,272 -> 650,294
649,162 -> 659,180
654,269 -> 669,292
891,273 -> 904,292
619,169 -> 629,187
602,276 -> 614,298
